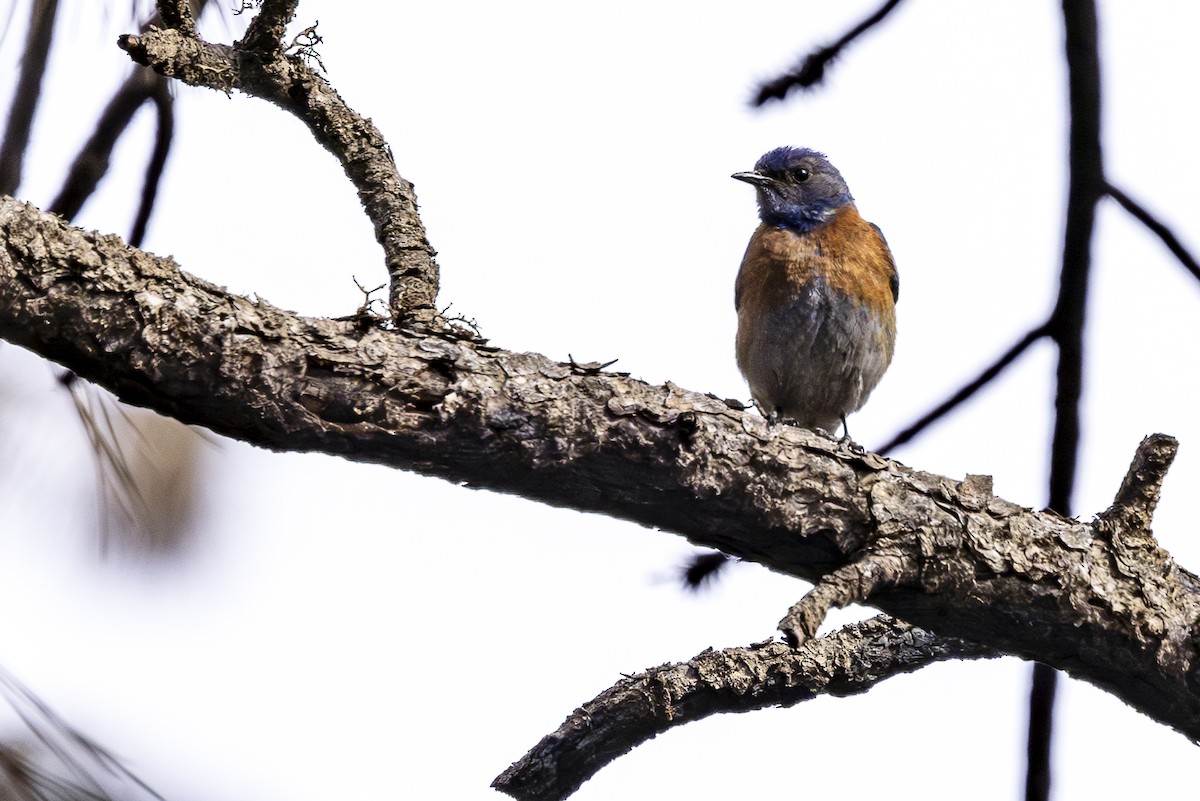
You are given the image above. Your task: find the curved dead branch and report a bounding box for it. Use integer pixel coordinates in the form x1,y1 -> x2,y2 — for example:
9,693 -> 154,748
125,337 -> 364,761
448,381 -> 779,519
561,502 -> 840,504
118,3 -> 438,318
492,616 -> 995,800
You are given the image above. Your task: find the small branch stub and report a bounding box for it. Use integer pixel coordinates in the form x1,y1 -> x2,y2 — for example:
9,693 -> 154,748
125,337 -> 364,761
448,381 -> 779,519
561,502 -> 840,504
1103,433 -> 1178,529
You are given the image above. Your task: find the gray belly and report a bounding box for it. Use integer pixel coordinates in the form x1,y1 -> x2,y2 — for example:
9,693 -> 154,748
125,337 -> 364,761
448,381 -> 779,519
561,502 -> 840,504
736,280 -> 892,433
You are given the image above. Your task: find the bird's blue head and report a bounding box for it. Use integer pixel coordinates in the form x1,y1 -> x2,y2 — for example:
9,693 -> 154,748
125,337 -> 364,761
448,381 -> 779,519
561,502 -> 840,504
732,147 -> 853,233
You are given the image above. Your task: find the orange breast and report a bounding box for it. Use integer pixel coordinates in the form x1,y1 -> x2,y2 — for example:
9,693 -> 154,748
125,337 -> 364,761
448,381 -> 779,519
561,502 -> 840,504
735,205 -> 896,321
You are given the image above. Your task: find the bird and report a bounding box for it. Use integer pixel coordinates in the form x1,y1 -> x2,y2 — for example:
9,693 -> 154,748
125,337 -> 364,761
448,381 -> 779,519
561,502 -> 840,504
732,146 -> 897,439
684,147 -> 899,593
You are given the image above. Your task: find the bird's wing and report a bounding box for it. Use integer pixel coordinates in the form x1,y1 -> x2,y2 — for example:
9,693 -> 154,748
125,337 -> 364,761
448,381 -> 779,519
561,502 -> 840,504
868,221 -> 899,303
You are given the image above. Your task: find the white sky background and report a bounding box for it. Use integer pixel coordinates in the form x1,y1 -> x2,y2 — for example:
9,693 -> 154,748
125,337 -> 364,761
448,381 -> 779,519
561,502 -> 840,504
1,1 -> 1199,799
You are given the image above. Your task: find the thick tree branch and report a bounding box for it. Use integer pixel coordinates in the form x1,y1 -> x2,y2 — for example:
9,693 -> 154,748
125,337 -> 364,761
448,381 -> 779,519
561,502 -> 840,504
1028,6 -> 1106,793
242,0 -> 298,55
2,197 -> 1199,747
493,616 -> 996,801
498,438 -> 1191,801
117,11 -> 438,318
1050,0 -> 1103,518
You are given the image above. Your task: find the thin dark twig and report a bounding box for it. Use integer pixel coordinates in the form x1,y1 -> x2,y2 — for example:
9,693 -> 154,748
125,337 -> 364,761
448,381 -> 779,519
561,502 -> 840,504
753,0 -> 906,105
129,77 -> 174,247
1105,182 -> 1200,283
1025,662 -> 1057,801
1049,0 -> 1102,530
0,0 -> 60,195
48,0 -> 209,221
878,321 -> 1051,454
1028,4 -> 1105,801
47,67 -> 157,220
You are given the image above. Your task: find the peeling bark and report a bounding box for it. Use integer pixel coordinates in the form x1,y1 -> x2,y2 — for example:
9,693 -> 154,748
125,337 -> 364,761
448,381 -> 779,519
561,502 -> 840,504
2,197 -> 1198,752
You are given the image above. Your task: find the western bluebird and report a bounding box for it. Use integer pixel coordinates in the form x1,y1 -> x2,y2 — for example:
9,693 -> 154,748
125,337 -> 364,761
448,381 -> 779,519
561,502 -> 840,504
733,146 -> 897,438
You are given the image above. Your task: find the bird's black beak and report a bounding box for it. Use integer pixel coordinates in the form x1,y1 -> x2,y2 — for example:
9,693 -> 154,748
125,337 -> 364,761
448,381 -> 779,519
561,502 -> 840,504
731,171 -> 775,187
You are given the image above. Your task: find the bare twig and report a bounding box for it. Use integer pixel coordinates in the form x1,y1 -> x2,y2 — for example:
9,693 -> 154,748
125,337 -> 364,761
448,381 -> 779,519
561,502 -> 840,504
1025,662 -> 1057,801
1105,182 -> 1200,283
47,0 -> 212,222
285,22 -> 326,72
1051,0 -> 1103,518
879,321 -> 1051,454
752,0 -> 906,105
0,0 -> 60,195
129,75 -> 174,248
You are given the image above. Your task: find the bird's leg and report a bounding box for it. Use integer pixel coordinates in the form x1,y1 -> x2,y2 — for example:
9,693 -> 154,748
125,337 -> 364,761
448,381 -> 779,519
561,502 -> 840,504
753,402 -> 781,425
836,414 -> 868,453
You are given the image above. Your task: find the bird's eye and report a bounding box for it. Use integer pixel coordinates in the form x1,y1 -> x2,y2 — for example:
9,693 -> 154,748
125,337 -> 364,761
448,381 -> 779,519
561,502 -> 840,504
790,168 -> 811,183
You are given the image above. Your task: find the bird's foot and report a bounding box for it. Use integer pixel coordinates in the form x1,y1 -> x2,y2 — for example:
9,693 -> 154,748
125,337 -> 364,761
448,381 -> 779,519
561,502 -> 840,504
836,415 -> 867,452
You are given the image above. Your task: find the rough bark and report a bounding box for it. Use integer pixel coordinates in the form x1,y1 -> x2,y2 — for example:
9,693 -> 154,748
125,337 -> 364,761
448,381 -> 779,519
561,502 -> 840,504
118,0 -> 439,318
1,4 -> 1197,800
1,196 -> 1198,753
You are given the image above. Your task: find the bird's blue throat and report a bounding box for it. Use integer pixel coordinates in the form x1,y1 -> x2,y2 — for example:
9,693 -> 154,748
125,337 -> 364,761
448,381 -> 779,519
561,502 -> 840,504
760,196 -> 850,235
